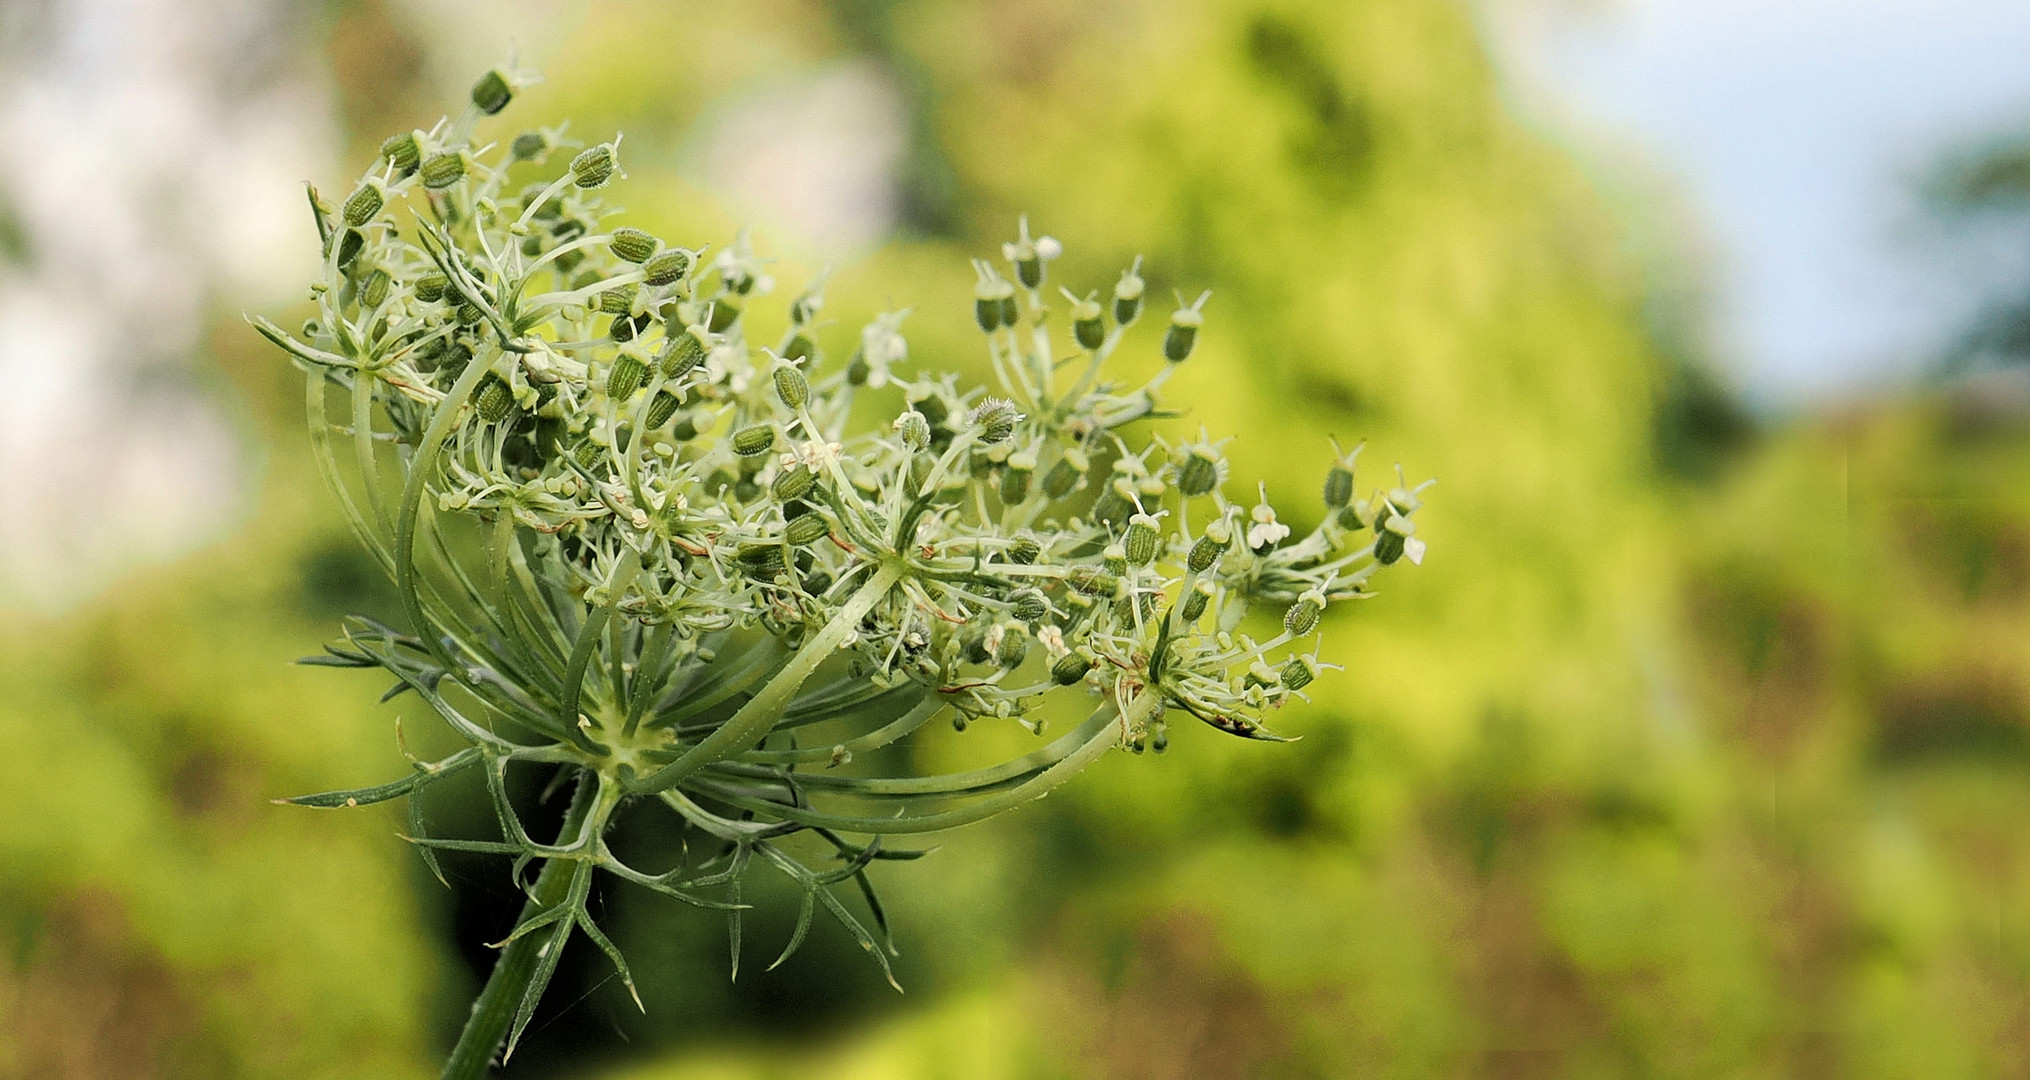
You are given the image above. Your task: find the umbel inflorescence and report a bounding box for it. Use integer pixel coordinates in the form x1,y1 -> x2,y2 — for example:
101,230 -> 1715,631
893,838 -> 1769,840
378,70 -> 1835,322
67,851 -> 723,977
255,66 -> 1429,1072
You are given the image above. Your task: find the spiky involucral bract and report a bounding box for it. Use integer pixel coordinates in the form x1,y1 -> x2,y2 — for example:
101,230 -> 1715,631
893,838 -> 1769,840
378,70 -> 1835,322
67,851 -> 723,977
253,74 -> 1430,1059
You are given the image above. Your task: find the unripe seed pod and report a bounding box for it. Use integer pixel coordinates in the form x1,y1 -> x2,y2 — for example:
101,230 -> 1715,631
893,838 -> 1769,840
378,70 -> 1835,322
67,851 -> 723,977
1052,651 -> 1093,686
998,294 -> 1019,328
1102,544 -> 1127,575
1284,593 -> 1324,636
360,268 -> 391,309
1000,464 -> 1030,504
609,312 -> 650,342
334,228 -> 363,269
1336,505 -> 1366,532
975,279 -> 1011,332
1042,453 -> 1086,498
573,439 -> 605,471
597,284 -> 637,315
661,324 -> 709,380
732,423 -> 775,457
571,143 -> 616,188
606,352 -> 647,401
1281,656 -> 1317,691
1124,515 -> 1160,566
1072,296 -> 1105,350
1180,579 -> 1213,622
1374,514 -> 1413,565
474,373 -> 515,423
671,413 -> 699,441
1010,589 -> 1049,623
380,132 -> 421,175
343,181 -> 384,227
772,464 -> 814,502
1323,466 -> 1354,509
643,248 -> 689,285
1007,536 -> 1041,564
457,300 -> 483,325
520,233 -> 543,257
736,542 -> 784,577
1188,529 -> 1228,573
646,389 -> 680,429
414,273 -> 447,303
1163,305 -> 1202,362
511,131 -> 549,160
420,151 -> 467,190
972,398 -> 1020,444
1091,484 -> 1132,528
784,514 -> 829,546
470,68 -> 513,115
707,299 -> 741,332
1113,263 -> 1145,325
773,364 -> 809,409
894,410 -> 931,450
996,626 -> 1029,669
1180,454 -> 1220,497
1067,566 -> 1117,596
782,332 -> 815,363
610,228 -> 658,264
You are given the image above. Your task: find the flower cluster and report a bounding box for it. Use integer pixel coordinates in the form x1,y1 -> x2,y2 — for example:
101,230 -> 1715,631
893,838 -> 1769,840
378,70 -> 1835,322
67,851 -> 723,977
255,66 -> 1429,1067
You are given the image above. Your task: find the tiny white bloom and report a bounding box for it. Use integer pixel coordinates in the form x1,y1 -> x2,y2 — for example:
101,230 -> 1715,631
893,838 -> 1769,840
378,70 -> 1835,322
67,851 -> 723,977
1403,536 -> 1427,566
1038,625 -> 1068,657
1247,488 -> 1289,549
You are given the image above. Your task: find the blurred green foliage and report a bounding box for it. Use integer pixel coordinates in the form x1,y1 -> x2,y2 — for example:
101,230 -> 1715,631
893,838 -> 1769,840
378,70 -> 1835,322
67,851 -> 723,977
6,0 -> 2030,1077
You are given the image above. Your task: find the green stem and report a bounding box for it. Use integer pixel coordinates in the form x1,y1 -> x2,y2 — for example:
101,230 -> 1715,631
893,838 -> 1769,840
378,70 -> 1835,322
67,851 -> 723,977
440,772 -> 600,1080
629,562 -> 901,794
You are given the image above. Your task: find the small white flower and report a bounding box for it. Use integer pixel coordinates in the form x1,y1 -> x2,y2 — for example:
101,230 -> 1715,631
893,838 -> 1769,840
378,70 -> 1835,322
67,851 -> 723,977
1403,536 -> 1427,566
1247,487 -> 1289,549
1039,625 -> 1067,657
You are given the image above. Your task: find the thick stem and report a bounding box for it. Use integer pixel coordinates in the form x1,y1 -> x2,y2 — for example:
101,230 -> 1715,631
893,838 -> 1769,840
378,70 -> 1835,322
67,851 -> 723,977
440,772 -> 600,1080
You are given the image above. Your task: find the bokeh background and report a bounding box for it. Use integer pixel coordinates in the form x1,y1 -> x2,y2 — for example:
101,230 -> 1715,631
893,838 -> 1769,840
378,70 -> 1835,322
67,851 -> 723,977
5,0 -> 2030,1076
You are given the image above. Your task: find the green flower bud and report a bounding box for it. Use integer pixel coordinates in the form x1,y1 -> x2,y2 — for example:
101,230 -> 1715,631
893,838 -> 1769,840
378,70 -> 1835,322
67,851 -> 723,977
1180,579 -> 1212,622
1102,544 -> 1127,575
783,332 -> 815,363
1091,482 -> 1133,528
736,542 -> 784,578
597,284 -> 638,315
661,324 -> 709,380
419,150 -> 467,190
1281,656 -> 1317,691
1323,466 -> 1354,509
606,352 -> 648,401
971,397 -> 1021,444
456,299 -> 483,325
573,438 -> 605,471
474,373 -> 515,423
1007,536 -> 1041,565
1010,589 -> 1049,623
342,181 -> 384,227
774,363 -> 809,409
610,228 -> 658,264
360,268 -> 391,309
772,464 -> 815,502
784,514 -> 829,546
1284,592 -> 1324,636
1071,295 -> 1105,350
671,413 -> 699,441
643,248 -> 689,286
414,273 -> 447,303
470,68 -> 513,115
999,294 -> 1019,328
1124,514 -> 1160,566
732,423 -> 775,457
1163,304 -> 1202,362
1052,651 -> 1093,686
380,132 -> 421,175
510,130 -> 550,160
608,312 -> 650,342
1336,505 -> 1366,533
645,389 -> 680,429
707,299 -> 741,332
1113,259 -> 1145,325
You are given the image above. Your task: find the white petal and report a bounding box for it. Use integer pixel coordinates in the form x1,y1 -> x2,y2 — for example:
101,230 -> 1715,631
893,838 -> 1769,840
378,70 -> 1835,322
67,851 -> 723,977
1403,537 -> 1427,566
